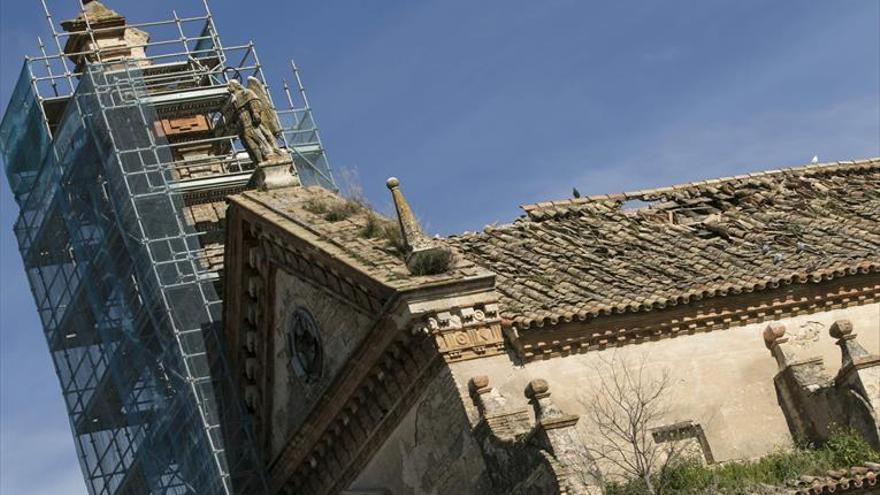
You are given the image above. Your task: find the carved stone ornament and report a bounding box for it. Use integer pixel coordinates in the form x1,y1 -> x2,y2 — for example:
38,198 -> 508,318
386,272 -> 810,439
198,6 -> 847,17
414,303 -> 505,362
288,307 -> 324,384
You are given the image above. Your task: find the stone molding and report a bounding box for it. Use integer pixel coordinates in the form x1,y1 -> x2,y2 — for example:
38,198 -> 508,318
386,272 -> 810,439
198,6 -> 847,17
274,336 -> 442,495
183,184 -> 248,205
258,230 -> 388,316
837,356 -> 880,383
512,273 -> 880,362
415,303 -> 506,362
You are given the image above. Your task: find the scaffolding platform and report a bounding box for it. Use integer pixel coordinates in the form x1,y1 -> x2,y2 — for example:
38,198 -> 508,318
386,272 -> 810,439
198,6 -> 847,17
0,1 -> 336,494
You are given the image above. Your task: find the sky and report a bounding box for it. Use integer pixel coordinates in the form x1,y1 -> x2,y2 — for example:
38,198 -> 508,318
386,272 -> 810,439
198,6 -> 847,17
0,1 -> 878,493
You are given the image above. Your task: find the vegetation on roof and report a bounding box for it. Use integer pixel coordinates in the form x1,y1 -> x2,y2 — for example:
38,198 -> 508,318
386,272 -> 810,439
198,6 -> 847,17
303,196 -> 360,222
407,247 -> 454,276
605,428 -> 879,495
301,190 -> 408,257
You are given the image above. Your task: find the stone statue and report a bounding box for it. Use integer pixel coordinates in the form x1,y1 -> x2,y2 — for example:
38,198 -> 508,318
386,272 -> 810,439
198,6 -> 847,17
224,77 -> 284,164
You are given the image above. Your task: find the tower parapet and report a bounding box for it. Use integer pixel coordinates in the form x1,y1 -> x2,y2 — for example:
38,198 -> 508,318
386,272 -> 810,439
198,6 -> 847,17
0,1 -> 336,493
60,1 -> 150,70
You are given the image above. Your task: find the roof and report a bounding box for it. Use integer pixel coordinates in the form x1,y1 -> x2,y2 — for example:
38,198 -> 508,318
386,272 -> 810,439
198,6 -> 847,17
775,463 -> 879,494
230,186 -> 489,292
446,158 -> 880,329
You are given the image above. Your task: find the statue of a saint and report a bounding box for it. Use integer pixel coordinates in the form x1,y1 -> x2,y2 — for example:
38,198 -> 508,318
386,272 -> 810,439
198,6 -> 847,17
224,77 -> 284,164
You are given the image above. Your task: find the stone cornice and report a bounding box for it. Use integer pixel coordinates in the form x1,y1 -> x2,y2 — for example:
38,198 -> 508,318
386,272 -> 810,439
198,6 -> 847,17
510,272 -> 880,362
228,195 -> 399,301
260,233 -> 386,315
236,205 -> 396,312
268,311 -> 439,494
183,183 -> 249,204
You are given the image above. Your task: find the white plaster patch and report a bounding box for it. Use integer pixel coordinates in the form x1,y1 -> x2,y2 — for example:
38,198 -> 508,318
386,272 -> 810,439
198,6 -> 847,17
789,321 -> 824,349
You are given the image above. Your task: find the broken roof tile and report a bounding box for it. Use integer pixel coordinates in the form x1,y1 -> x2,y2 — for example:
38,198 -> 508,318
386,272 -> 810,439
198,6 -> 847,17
447,158 -> 880,329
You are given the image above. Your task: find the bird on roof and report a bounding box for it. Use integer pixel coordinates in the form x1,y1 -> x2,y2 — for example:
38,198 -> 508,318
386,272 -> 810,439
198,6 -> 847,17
811,155 -> 819,164
572,188 -> 581,198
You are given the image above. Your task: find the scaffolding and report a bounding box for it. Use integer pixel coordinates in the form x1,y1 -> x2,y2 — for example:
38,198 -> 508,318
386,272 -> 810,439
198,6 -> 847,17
0,1 -> 335,494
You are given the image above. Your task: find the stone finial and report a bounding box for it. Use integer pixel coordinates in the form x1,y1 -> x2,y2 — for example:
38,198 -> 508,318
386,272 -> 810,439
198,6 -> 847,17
829,320 -> 854,340
470,375 -> 501,416
764,322 -> 793,370
386,177 -> 428,250
763,322 -> 788,349
386,178 -> 453,275
471,375 -> 491,394
527,379 -> 550,398
830,319 -> 871,368
526,378 -> 578,429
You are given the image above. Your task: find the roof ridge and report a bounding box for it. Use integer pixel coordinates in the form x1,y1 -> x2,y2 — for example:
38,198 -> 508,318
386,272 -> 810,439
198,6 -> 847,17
520,157 -> 880,217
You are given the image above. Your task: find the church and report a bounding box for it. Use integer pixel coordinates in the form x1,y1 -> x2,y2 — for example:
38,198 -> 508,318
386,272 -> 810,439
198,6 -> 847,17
2,1 -> 876,493
221,158 -> 880,494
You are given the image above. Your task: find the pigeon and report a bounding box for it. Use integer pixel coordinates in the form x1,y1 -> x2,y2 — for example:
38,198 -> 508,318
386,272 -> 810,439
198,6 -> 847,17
811,155 -> 819,164
572,188 -> 581,199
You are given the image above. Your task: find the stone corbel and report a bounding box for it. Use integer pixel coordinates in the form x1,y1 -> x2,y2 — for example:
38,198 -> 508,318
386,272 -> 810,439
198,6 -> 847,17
413,303 -> 506,362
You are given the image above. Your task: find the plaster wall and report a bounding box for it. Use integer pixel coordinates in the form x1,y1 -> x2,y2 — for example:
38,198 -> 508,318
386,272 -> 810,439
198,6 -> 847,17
859,366 -> 880,416
269,267 -> 374,459
450,303 -> 880,463
348,367 -> 492,495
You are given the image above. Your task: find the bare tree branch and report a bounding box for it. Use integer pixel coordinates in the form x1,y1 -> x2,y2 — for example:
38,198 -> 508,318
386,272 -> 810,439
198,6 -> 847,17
581,353 -> 685,495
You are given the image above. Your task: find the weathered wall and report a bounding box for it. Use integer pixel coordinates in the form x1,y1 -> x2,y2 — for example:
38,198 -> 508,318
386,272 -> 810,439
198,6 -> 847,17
269,267 -> 375,459
348,366 -> 493,495
851,365 -> 880,427
450,303 -> 880,464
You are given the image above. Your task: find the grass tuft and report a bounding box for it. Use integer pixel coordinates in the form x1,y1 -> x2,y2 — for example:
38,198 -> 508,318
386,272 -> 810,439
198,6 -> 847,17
303,197 -> 362,222
302,198 -> 329,215
323,200 -> 360,222
408,248 -> 454,276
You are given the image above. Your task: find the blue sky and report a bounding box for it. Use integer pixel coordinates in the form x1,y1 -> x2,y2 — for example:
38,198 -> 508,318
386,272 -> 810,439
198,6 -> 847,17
1,1 -> 878,493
